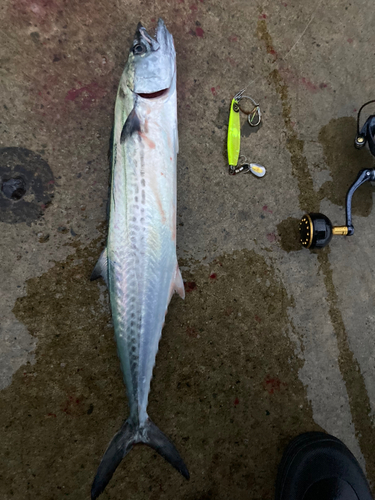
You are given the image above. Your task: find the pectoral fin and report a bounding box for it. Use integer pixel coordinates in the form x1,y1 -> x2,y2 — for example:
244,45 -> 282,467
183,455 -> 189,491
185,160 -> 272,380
120,107 -> 141,143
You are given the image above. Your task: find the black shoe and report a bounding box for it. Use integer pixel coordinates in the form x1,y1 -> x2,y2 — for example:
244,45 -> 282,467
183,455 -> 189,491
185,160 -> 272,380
275,432 -> 373,500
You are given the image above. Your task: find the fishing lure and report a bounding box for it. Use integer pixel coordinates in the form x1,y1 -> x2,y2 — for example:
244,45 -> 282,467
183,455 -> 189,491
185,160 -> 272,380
227,89 -> 266,178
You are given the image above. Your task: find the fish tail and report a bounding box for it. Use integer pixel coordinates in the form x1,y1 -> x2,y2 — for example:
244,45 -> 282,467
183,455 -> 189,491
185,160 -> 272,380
142,418 -> 190,479
91,417 -> 189,499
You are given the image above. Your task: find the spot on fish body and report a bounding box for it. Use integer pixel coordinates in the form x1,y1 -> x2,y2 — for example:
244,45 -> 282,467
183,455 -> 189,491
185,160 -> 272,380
138,132 -> 156,149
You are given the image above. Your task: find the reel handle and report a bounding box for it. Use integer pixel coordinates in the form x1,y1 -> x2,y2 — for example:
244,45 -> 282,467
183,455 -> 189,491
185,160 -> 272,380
300,169 -> 375,249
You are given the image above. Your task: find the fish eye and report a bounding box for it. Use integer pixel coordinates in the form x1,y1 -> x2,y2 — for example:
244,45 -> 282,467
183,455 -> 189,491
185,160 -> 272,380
133,43 -> 146,55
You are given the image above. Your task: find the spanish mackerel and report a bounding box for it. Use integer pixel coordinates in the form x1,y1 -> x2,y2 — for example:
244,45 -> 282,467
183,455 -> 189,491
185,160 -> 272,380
90,19 -> 188,499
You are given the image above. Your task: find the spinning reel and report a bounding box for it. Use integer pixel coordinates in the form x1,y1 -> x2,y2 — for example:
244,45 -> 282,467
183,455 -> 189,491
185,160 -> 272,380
300,100 -> 375,249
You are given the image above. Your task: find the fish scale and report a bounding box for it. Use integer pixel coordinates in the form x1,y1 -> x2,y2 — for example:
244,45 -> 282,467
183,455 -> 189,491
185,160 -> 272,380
90,19 -> 188,499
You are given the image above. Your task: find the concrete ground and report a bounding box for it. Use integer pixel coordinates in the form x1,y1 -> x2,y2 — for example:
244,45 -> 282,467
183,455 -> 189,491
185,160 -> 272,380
1,0 -> 375,498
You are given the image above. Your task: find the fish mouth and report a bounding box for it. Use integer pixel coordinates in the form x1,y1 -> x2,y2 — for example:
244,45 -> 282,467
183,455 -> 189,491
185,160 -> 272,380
135,18 -> 167,49
136,88 -> 169,99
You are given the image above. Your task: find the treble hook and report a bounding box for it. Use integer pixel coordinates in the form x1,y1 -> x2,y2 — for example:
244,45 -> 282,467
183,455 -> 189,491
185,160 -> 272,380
234,91 -> 262,127
247,105 -> 261,127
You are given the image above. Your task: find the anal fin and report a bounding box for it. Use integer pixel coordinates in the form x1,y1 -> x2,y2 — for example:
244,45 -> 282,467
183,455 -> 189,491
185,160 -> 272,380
90,248 -> 108,286
172,263 -> 185,300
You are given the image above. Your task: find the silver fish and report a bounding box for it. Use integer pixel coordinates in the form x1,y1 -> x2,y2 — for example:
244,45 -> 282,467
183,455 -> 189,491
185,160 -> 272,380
90,19 -> 188,499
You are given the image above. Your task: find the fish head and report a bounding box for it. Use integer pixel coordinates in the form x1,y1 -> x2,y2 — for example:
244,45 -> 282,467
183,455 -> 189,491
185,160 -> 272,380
125,19 -> 176,97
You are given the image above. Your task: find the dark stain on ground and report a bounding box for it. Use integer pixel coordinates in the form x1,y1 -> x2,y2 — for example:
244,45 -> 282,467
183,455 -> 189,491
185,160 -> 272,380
0,240 -> 320,499
269,67 -> 318,213
222,140 -> 229,167
257,20 -> 318,214
277,217 -> 302,252
217,104 -> 229,129
318,117 -> 375,215
256,19 -> 276,57
241,120 -> 262,138
0,148 -> 54,224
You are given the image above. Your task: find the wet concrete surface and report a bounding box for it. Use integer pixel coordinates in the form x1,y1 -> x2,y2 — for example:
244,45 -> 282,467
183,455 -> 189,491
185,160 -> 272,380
1,243 -> 320,499
1,0 -> 375,498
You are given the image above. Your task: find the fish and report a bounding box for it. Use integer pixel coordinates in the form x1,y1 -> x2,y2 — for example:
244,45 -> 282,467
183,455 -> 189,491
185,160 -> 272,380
90,19 -> 189,499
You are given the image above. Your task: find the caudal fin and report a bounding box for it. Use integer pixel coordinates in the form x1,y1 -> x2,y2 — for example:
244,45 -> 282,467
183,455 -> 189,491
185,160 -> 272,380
91,418 -> 189,499
142,419 -> 190,479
